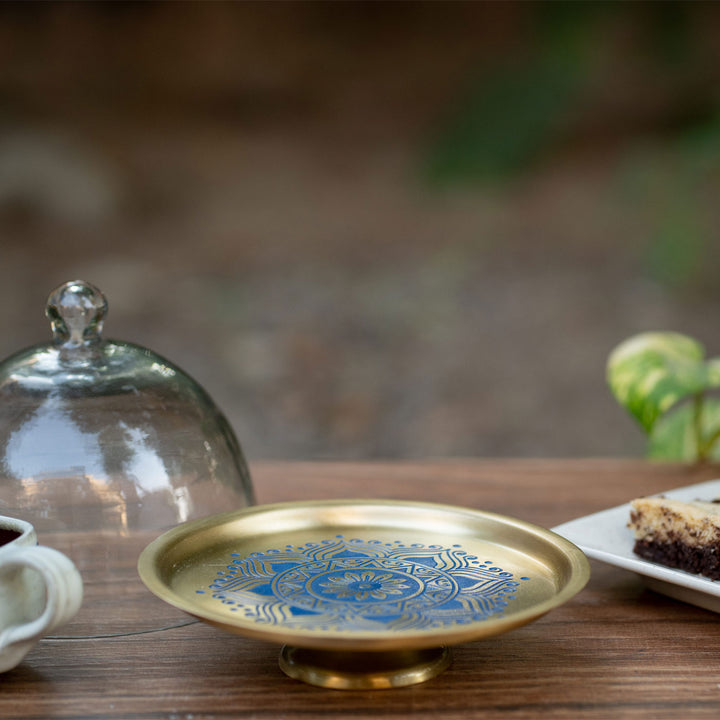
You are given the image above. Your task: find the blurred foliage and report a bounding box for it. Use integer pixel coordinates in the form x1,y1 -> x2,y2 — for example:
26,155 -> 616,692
423,2 -> 609,184
423,4 -> 593,184
622,112 -> 720,292
424,1 -> 720,297
423,56 -> 580,184
423,2 -> 709,185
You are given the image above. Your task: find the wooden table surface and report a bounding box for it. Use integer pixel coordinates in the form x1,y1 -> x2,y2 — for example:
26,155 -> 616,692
3,459 -> 720,719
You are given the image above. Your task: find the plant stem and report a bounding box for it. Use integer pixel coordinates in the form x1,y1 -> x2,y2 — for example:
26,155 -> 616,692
701,422 -> 720,460
693,393 -> 706,461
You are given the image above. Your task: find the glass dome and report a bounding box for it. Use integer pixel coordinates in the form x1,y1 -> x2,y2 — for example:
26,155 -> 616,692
0,280 -> 255,636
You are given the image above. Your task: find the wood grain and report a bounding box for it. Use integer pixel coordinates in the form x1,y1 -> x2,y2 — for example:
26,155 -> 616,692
2,459 -> 720,719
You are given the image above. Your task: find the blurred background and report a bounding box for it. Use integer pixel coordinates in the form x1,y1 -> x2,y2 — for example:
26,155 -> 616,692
0,1 -> 719,462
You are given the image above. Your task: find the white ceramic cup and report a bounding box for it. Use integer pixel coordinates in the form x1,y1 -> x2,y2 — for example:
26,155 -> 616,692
0,514 -> 83,672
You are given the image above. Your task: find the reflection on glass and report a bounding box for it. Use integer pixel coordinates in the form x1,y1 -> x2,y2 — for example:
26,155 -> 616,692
0,280 -> 254,636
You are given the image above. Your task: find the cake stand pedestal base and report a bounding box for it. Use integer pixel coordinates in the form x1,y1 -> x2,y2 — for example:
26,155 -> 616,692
278,645 -> 452,689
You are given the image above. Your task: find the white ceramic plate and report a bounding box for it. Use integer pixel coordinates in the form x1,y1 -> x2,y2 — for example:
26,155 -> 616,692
552,479 -> 720,613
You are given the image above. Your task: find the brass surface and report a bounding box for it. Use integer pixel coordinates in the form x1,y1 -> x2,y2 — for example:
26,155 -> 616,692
138,499 -> 589,687
279,646 -> 452,690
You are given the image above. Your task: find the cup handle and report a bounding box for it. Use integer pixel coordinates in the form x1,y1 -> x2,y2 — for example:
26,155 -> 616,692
0,546 -> 83,649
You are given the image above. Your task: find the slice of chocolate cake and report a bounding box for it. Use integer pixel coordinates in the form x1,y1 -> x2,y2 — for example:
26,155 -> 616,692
628,497 -> 720,580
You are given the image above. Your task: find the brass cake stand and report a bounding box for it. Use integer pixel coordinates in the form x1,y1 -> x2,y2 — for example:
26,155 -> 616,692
138,499 -> 589,689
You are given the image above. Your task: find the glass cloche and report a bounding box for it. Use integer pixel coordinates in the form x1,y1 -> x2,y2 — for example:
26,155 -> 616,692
0,280 -> 255,636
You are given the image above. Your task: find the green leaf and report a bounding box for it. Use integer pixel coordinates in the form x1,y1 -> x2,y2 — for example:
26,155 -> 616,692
648,398 -> 720,461
707,357 -> 720,385
606,332 -> 715,433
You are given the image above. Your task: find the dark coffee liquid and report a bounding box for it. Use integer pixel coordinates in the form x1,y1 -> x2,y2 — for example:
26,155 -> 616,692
0,528 -> 21,546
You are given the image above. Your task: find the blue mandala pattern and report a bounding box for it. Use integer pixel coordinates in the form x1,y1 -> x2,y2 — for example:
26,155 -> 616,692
200,536 -> 528,632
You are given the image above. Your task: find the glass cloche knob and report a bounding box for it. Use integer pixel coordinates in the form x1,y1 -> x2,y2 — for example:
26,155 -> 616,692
0,280 -> 255,636
46,278 -> 108,346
